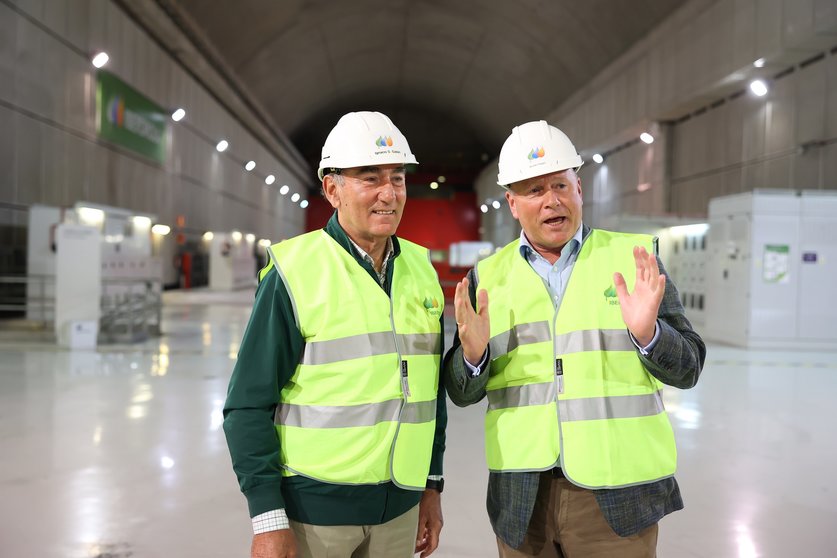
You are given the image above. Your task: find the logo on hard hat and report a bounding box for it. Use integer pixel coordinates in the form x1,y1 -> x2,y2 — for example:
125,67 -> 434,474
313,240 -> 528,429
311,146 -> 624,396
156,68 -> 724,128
376,136 -> 394,148
527,147 -> 545,160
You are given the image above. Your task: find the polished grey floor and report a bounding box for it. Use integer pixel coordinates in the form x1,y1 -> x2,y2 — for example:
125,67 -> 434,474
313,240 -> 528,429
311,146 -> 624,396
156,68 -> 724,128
1,289 -> 835,557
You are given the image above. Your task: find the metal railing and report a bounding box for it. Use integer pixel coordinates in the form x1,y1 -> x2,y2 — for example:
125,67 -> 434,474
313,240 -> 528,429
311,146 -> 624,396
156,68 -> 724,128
0,274 -> 55,329
0,274 -> 162,343
99,278 -> 162,343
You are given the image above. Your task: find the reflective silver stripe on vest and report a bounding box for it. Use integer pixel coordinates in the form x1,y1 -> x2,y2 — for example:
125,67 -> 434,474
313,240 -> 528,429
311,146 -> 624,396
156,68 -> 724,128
276,398 -> 437,428
559,390 -> 665,422
397,333 -> 442,357
401,399 -> 438,424
487,382 -> 556,411
489,321 -> 551,359
489,326 -> 636,360
554,329 -> 636,355
302,332 -> 440,366
487,383 -> 665,422
276,399 -> 401,428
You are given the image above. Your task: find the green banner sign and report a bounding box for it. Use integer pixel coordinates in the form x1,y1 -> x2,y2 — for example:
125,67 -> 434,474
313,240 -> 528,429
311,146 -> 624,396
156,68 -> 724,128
96,70 -> 167,163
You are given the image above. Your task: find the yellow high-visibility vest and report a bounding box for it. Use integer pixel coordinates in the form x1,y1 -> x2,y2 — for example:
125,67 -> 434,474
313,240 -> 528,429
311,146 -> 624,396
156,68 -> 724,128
266,230 -> 443,490
477,230 -> 677,488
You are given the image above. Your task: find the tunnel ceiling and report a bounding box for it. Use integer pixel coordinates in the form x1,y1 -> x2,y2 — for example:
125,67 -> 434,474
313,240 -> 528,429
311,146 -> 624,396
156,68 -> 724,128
169,0 -> 684,180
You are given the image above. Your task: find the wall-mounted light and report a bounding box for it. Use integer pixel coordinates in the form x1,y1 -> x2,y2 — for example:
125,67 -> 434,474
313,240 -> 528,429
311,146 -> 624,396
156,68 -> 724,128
492,200 -> 501,209
592,153 -> 604,164
131,216 -> 152,228
300,200 -> 309,209
480,204 -> 488,213
430,181 -> 439,190
245,160 -> 256,171
265,174 -> 275,185
669,223 -> 709,236
171,108 -> 186,122
291,193 -> 301,203
151,224 -> 171,236
216,140 -> 229,152
91,52 -> 109,68
437,176 -> 446,183
279,185 -> 290,195
640,133 -> 654,144
749,79 -> 768,97
77,207 -> 105,226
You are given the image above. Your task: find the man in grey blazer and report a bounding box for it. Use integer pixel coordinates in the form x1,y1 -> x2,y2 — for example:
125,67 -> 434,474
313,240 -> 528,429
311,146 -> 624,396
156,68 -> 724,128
445,121 -> 705,558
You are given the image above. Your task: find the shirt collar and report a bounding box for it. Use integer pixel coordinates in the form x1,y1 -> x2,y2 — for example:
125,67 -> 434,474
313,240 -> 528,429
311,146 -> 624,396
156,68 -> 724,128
518,223 -> 584,264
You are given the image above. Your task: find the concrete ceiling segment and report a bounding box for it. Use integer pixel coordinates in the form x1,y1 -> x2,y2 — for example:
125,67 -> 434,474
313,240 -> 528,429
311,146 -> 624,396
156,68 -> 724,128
171,0 -> 686,175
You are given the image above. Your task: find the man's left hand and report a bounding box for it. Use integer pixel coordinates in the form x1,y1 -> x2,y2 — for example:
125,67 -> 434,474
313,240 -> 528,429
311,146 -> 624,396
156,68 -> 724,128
614,246 -> 665,346
414,488 -> 443,557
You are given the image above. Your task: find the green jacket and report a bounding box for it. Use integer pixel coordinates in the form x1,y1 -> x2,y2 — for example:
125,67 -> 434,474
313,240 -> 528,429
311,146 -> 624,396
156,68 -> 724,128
224,213 -> 447,525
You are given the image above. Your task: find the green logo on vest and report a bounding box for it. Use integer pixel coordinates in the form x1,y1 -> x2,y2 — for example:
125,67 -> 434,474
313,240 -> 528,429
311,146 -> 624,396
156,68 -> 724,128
603,285 -> 619,306
423,296 -> 442,316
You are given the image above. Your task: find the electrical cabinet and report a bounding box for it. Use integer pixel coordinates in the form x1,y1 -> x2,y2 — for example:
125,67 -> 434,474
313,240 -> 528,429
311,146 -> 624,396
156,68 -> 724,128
706,190 -> 837,349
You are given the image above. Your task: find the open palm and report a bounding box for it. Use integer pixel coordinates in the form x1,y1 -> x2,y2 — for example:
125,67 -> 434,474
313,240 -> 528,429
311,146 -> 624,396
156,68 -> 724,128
614,246 -> 665,346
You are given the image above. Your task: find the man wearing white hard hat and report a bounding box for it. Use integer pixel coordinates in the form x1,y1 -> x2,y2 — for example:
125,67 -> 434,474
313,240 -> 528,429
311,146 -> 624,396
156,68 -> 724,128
225,111 -> 446,558
444,120 -> 705,557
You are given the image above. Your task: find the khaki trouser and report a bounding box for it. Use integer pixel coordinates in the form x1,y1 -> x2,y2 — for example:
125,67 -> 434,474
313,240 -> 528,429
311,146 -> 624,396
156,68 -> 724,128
290,504 -> 419,558
497,474 -> 658,558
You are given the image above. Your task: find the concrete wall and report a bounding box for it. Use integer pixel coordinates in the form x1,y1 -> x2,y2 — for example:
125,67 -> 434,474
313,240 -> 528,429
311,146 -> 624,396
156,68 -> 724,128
0,0 -> 308,245
478,0 -> 837,246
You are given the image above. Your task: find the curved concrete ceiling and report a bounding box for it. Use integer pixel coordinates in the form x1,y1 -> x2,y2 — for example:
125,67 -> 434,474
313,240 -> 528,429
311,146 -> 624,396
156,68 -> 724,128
168,0 -> 685,177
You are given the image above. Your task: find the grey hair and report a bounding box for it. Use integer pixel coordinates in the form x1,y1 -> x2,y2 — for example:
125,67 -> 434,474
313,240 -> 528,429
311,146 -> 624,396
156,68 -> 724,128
327,173 -> 345,186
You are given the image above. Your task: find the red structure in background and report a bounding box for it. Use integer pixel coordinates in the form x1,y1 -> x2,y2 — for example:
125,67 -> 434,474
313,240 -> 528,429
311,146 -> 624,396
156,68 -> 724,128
305,191 -> 480,301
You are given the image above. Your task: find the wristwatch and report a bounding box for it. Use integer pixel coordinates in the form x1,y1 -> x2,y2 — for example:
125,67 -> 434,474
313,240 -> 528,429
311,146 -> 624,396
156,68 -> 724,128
425,478 -> 444,493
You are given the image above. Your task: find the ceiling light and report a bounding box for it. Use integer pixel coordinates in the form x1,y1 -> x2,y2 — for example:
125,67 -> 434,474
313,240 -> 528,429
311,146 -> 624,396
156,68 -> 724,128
245,233 -> 256,243
257,239 -> 271,248
171,108 -> 185,122
492,200 -> 501,209
640,133 -> 654,144
430,181 -> 439,190
749,79 -> 768,97
279,185 -> 290,195
480,204 -> 488,213
300,200 -> 309,209
437,175 -> 446,183
592,153 -> 604,164
91,52 -> 109,68
291,193 -> 301,203
753,58 -> 765,68
215,140 -> 229,152
203,231 -> 214,241
245,160 -> 256,171
265,174 -> 275,185
151,224 -> 171,236
231,230 -> 242,242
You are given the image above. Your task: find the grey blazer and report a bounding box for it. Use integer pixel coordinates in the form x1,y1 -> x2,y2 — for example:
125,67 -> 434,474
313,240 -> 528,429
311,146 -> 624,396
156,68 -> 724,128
443,225 -> 706,549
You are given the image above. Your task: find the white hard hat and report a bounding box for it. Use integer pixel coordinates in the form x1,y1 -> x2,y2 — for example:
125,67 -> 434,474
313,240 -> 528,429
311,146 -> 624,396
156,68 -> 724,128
496,120 -> 583,187
317,111 -> 418,180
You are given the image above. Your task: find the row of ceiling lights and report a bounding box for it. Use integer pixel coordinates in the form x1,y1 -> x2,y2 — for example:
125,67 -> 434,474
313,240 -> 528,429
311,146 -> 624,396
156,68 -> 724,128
478,62 -> 768,211
91,52 -> 309,210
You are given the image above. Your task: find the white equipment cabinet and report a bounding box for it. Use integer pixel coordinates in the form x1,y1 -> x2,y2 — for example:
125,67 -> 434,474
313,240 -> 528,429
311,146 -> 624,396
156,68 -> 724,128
706,189 -> 837,349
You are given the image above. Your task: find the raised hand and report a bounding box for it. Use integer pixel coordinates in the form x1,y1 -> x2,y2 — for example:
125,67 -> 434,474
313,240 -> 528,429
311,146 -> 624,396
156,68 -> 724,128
453,276 -> 490,365
613,246 -> 665,347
